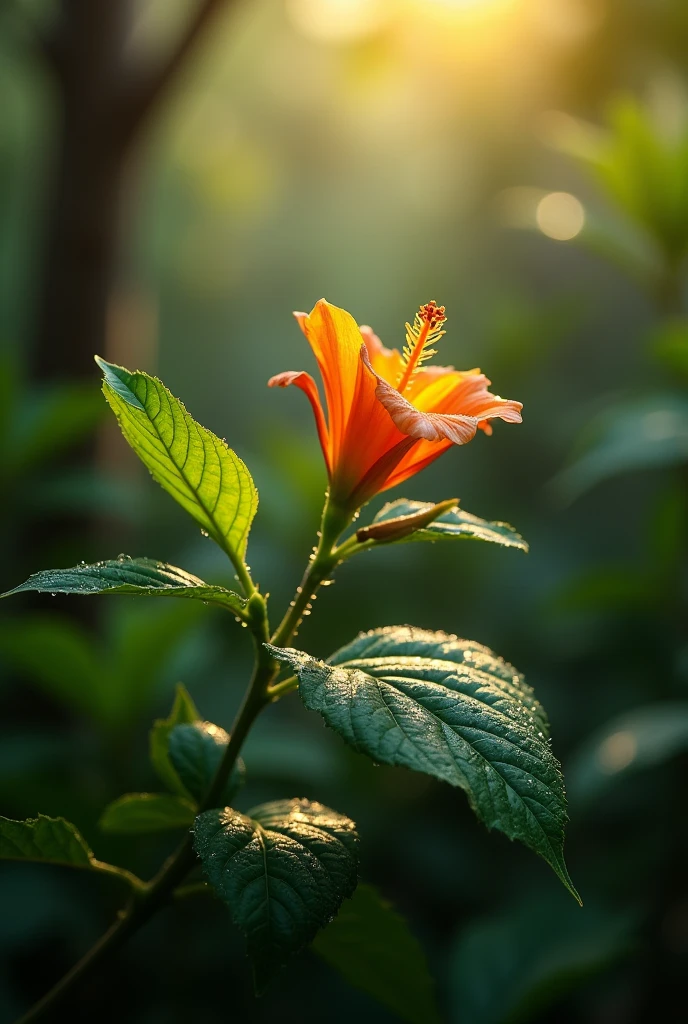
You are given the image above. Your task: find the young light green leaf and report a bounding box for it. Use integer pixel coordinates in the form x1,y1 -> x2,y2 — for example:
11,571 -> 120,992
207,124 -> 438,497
99,793 -> 196,833
95,356 -> 258,563
168,721 -> 244,804
268,627 -> 578,902
312,883 -> 441,1024
368,499 -> 527,551
150,684 -> 201,795
2,557 -> 247,615
194,798 -> 359,990
0,814 -> 136,887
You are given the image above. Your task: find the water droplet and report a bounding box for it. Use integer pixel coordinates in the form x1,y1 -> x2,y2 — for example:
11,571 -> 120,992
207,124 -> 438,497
200,529 -> 209,538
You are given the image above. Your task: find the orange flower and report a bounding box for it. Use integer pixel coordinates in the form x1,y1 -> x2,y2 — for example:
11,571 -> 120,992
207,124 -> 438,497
269,298 -> 522,509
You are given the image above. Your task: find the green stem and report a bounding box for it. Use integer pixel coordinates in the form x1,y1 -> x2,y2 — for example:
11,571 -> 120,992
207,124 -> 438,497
270,496 -> 354,648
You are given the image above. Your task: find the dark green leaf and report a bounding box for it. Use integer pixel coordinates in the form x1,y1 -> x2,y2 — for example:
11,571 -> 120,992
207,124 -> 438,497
7,383 -> 104,476
0,616 -> 105,721
2,557 -> 246,615
369,499 -> 527,551
268,627 -> 578,901
449,893 -> 635,1024
99,793 -> 196,833
169,721 -> 244,804
313,883 -> 441,1024
552,395 -> 688,501
194,798 -> 359,989
0,815 -> 135,887
96,356 -> 257,562
150,684 -> 200,795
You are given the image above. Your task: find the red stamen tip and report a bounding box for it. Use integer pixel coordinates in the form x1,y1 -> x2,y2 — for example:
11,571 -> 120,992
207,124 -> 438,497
419,300 -> 447,330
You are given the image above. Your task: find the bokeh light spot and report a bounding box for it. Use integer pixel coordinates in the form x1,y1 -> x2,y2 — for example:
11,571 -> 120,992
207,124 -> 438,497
287,0 -> 389,42
598,731 -> 637,773
536,191 -> 585,241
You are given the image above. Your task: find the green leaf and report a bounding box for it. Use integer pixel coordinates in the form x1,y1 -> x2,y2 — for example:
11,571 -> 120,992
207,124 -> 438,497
168,721 -> 244,804
368,499 -> 528,551
95,356 -> 257,563
449,892 -> 636,1024
312,884 -> 441,1024
99,793 -> 196,834
194,798 -> 359,989
150,684 -> 201,795
2,557 -> 246,615
268,627 -> 579,901
568,702 -> 688,805
0,615 -> 105,721
7,383 -> 104,477
552,395 -> 688,501
0,814 -> 135,887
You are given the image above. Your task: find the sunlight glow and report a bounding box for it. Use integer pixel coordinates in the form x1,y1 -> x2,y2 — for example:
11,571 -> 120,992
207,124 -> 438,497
598,731 -> 637,773
286,0 -> 389,42
536,191 -> 585,241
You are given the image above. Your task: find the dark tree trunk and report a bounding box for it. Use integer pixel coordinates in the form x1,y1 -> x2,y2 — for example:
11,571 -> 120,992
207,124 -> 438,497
31,0 -> 133,382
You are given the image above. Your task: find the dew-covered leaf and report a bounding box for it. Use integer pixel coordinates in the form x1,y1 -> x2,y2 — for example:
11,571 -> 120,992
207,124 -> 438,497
312,883 -> 441,1024
194,798 -> 359,989
169,721 -> 244,804
368,499 -> 527,551
96,357 -> 257,562
99,793 -> 196,833
2,557 -> 246,614
268,627 -> 578,901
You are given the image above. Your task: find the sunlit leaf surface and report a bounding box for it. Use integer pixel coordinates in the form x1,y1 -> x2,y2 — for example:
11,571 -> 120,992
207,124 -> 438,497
96,357 -> 257,562
269,627 -> 578,900
2,557 -> 247,614
369,499 -> 527,550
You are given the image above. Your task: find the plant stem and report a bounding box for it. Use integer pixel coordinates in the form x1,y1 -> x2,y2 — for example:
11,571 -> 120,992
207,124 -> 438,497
270,496 -> 354,647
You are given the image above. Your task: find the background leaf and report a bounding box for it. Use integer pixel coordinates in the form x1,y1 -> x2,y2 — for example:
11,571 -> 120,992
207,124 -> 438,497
194,798 -> 359,989
2,557 -> 246,614
99,793 -> 196,833
312,883 -> 441,1024
568,702 -> 688,805
269,627 -> 578,900
551,395 -> 688,501
448,893 -> 636,1024
369,499 -> 527,551
96,357 -> 258,562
